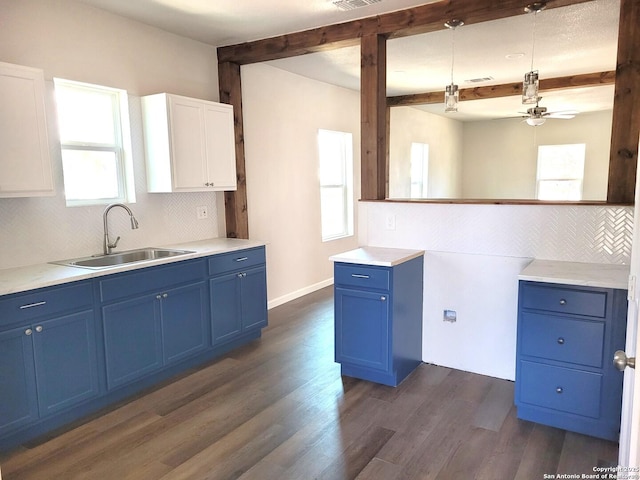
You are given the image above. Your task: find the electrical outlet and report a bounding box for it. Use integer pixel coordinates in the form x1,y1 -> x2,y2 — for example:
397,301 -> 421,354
196,206 -> 208,220
443,310 -> 457,322
385,214 -> 396,230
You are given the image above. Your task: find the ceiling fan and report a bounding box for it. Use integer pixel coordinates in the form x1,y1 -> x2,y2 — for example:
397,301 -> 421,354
521,98 -> 578,126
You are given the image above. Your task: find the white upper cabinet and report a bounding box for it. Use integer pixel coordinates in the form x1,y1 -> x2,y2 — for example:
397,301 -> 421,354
0,62 -> 54,197
142,93 -> 237,192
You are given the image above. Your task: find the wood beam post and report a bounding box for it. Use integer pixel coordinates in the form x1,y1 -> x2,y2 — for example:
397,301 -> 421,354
607,0 -> 640,204
218,61 -> 249,239
361,34 -> 387,200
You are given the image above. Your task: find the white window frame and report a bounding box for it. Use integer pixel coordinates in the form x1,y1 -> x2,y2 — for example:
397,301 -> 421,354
410,142 -> 429,198
318,129 -> 354,242
536,143 -> 586,201
54,78 -> 135,207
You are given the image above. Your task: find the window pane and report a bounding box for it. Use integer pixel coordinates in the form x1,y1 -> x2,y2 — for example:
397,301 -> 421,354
537,180 -> 582,201
56,84 -> 116,145
410,142 -> 429,198
61,149 -> 120,200
318,130 -> 346,185
537,144 -> 585,180
320,187 -> 346,238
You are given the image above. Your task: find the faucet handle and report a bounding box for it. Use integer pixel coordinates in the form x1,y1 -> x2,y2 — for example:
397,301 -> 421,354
108,236 -> 121,249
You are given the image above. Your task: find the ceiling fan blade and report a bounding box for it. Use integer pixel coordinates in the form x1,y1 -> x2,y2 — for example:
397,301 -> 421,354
545,113 -> 577,119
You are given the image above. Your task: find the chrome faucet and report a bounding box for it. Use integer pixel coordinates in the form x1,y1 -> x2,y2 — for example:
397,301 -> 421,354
103,203 -> 139,255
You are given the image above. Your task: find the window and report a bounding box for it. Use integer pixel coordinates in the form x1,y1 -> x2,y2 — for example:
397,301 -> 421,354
410,142 -> 429,198
536,144 -> 586,201
318,129 -> 354,241
54,79 -> 134,206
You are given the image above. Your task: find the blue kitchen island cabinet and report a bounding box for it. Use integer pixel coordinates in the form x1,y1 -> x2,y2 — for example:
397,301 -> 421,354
515,260 -> 629,441
331,247 -> 424,387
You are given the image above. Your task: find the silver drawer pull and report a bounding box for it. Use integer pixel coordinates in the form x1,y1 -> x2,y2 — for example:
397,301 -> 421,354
557,337 -> 565,345
556,387 -> 563,394
25,328 -> 33,336
20,301 -> 46,309
235,257 -> 248,262
35,326 -> 43,333
559,299 -> 567,305
381,296 -> 387,301
351,274 -> 370,279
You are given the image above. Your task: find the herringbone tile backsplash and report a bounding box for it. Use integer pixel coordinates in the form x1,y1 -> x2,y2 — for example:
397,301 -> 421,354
363,203 -> 634,265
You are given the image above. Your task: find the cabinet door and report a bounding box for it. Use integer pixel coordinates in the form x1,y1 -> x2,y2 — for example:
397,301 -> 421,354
102,295 -> 163,389
0,326 -> 38,434
210,272 -> 242,345
335,287 -> 390,372
203,103 -> 236,190
161,282 -> 208,364
167,95 -> 207,190
240,266 -> 268,330
0,62 -> 53,197
32,311 -> 100,416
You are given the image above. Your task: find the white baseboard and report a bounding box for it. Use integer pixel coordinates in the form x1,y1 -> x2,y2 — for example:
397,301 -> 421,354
268,278 -> 334,309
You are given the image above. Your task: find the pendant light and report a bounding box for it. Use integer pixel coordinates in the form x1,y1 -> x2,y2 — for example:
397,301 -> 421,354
522,1 -> 546,105
444,19 -> 464,113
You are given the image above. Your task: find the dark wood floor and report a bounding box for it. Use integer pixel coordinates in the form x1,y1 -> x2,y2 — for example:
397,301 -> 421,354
1,286 -> 618,480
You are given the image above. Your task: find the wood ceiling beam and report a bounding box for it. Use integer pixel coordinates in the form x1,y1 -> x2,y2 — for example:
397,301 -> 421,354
387,70 -> 616,107
217,0 -> 594,65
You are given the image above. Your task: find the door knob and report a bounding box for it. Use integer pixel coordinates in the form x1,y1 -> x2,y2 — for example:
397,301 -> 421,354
614,350 -> 636,371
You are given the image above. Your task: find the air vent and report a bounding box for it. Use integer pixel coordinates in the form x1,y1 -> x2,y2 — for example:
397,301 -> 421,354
333,0 -> 383,11
465,77 -> 494,83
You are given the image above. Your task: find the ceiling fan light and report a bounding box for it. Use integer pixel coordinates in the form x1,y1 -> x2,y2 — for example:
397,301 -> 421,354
522,71 -> 539,104
444,83 -> 459,113
526,116 -> 546,126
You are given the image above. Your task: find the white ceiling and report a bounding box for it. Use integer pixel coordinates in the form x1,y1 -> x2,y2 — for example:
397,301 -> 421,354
75,0 -> 620,121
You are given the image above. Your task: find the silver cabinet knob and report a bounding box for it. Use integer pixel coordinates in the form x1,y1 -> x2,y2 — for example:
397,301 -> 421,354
380,296 -> 387,301
25,328 -> 33,336
556,387 -> 563,394
162,293 -> 168,298
156,295 -> 162,300
559,299 -> 567,305
35,326 -> 43,333
557,337 -> 565,345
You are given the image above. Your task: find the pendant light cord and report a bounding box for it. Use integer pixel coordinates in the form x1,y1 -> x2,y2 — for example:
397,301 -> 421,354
530,10 -> 537,72
450,25 -> 455,84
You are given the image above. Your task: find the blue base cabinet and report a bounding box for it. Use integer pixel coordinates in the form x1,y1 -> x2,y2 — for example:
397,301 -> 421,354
209,247 -> 267,345
100,259 -> 208,390
515,281 -> 627,441
0,282 -> 99,436
334,255 -> 423,387
0,246 -> 268,451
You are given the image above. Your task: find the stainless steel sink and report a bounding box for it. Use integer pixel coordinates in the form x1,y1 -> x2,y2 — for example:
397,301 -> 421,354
52,248 -> 195,269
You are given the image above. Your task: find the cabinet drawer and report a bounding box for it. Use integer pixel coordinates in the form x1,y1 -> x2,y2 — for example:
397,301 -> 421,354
520,283 -> 607,318
520,312 -> 605,367
0,282 -> 93,326
334,264 -> 390,291
208,247 -> 265,275
519,361 -> 602,418
99,259 -> 205,302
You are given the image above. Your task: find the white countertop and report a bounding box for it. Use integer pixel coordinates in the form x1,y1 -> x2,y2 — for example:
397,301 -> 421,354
519,259 -> 630,290
0,238 -> 266,296
330,246 -> 424,267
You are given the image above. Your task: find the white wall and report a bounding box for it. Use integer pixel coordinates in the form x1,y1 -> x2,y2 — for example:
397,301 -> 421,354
461,110 -> 612,200
0,0 -> 223,269
389,106 -> 612,200
360,201 -> 633,380
389,106 -> 463,198
241,63 -> 361,307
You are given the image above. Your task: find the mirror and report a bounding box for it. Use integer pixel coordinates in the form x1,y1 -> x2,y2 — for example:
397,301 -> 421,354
386,0 -> 619,200
266,0 -> 620,202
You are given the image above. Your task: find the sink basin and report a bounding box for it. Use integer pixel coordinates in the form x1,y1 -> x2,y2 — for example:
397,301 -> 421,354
52,248 -> 195,269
